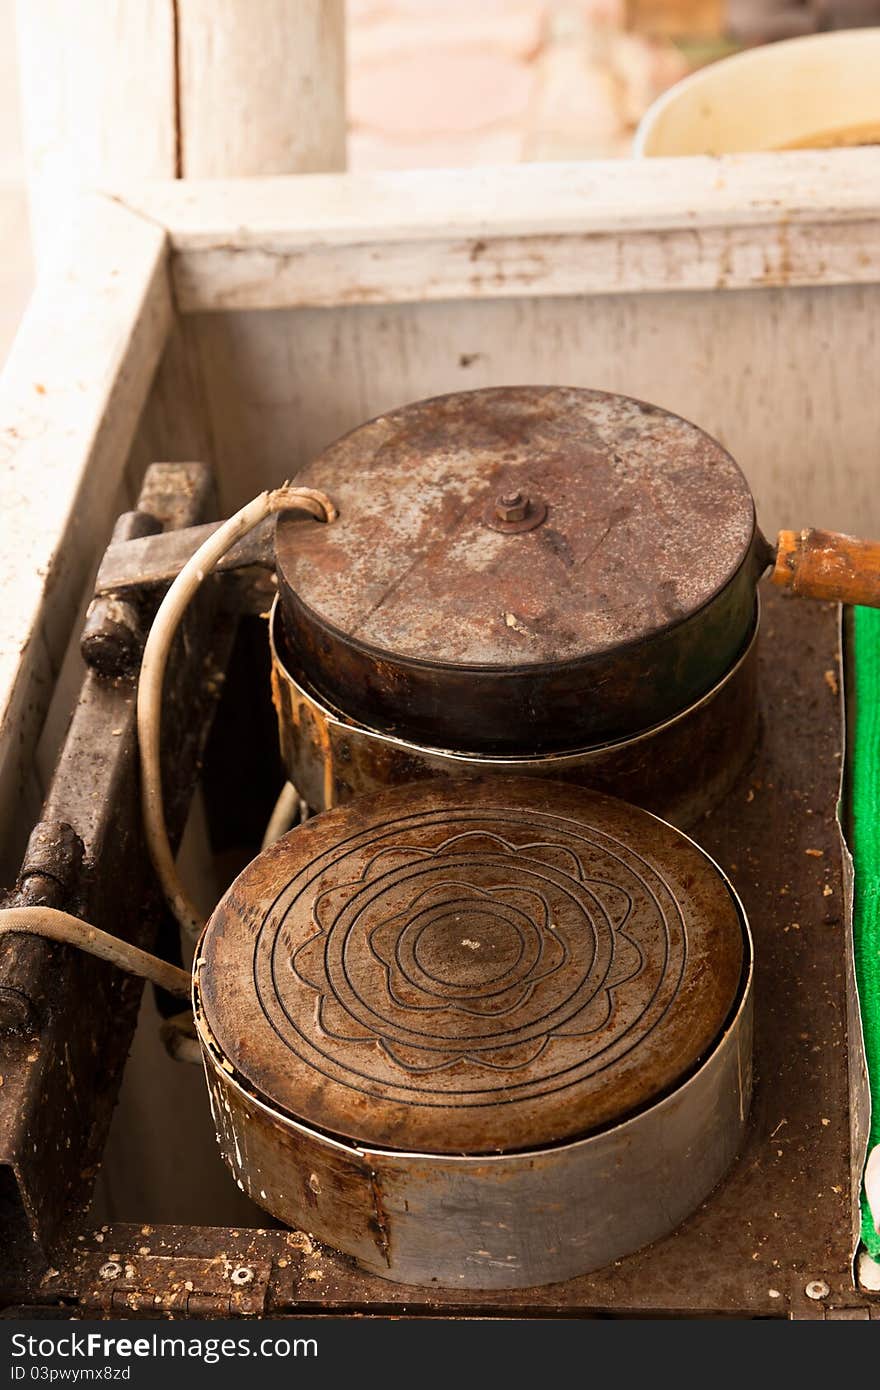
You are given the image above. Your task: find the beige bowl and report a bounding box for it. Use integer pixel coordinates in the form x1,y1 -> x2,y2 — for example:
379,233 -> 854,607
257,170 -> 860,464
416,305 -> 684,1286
634,29 -> 880,156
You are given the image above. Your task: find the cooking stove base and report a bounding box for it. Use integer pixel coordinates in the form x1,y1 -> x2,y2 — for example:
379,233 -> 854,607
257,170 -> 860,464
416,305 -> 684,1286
0,464 -> 873,1319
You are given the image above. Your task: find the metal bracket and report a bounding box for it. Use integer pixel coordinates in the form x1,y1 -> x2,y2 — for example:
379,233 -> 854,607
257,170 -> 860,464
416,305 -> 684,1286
93,516 -> 278,619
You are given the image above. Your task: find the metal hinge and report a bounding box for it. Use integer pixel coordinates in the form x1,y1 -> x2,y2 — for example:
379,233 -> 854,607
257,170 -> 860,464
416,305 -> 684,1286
77,1252 -> 272,1316
792,1303 -> 879,1320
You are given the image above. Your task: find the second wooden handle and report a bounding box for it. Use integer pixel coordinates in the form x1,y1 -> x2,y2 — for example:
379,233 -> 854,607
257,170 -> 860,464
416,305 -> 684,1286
771,528 -> 880,606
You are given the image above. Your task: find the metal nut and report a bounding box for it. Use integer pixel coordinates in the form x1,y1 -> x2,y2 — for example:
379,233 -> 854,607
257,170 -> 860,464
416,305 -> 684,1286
494,491 -> 529,523
805,1279 -> 830,1300
230,1266 -> 255,1286
99,1261 -> 122,1281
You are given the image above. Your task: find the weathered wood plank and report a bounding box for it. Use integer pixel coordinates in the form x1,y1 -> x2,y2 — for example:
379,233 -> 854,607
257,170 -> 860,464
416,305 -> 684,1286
120,151 -> 880,311
0,194 -> 172,877
16,0 -> 347,270
181,277 -> 880,537
176,0 -> 346,177
16,0 -> 177,267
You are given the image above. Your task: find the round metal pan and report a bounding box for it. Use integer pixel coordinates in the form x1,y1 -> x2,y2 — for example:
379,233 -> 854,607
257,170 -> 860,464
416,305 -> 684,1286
275,387 -> 768,754
194,777 -> 753,1289
274,386 -> 880,758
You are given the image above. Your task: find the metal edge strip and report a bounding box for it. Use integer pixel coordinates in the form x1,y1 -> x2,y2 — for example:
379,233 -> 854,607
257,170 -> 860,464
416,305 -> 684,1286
192,826 -> 754,1170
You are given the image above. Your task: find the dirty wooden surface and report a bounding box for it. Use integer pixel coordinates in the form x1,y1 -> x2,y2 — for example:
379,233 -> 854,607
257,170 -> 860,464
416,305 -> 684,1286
0,464 -> 220,1257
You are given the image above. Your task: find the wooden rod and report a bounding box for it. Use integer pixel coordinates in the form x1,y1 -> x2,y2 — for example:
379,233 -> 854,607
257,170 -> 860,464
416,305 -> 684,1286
771,528 -> 880,607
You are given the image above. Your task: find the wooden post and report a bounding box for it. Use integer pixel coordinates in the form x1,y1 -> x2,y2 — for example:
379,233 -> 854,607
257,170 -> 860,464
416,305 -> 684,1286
15,0 -> 346,267
176,0 -> 346,179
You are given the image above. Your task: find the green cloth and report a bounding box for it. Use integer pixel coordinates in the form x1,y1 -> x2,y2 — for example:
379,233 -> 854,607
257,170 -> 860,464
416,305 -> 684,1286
852,605 -> 880,1257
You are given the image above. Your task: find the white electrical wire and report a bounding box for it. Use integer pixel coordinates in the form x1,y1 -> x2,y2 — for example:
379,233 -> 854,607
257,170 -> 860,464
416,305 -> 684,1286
261,780 -> 307,850
0,487 -> 334,1023
159,1009 -> 203,1064
0,906 -> 192,998
137,483 -> 336,941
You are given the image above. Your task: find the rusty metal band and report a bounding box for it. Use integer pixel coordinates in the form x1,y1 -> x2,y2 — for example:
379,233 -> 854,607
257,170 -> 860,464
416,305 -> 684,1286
193,863 -> 753,1290
269,595 -> 761,826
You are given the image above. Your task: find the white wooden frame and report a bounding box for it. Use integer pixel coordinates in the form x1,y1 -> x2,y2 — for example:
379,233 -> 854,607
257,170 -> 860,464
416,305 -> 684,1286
124,151 -> 880,310
15,0 -> 347,267
2,148 -> 880,877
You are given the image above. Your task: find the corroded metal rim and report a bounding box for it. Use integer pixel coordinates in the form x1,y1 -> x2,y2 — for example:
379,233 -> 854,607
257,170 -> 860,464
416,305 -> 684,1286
269,594 -> 761,767
192,819 -> 753,1161
193,843 -> 752,1289
274,386 -> 765,752
195,890 -> 752,1165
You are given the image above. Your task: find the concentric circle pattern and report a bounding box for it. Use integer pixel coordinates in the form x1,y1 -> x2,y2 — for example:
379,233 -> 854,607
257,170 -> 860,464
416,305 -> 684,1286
198,779 -> 745,1153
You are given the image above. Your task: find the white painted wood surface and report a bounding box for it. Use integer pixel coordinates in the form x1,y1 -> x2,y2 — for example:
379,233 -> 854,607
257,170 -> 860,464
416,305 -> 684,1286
177,0 -> 346,178
0,195 -> 170,876
131,150 -> 880,246
119,152 -> 880,534
123,150 -> 880,311
15,0 -> 177,267
175,280 -> 880,537
16,0 -> 346,268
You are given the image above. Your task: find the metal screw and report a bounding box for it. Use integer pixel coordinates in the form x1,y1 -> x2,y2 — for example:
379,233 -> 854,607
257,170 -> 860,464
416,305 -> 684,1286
99,1261 -> 122,1281
805,1279 -> 830,1300
494,491 -> 529,523
230,1266 -> 254,1286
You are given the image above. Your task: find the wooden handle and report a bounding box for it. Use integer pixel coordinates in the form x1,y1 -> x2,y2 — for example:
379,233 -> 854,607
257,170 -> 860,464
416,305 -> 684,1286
771,528 -> 880,606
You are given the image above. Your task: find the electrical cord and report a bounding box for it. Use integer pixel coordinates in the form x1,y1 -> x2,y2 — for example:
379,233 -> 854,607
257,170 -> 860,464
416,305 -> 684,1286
159,1009 -> 203,1064
0,486 -> 335,1014
261,780 -> 308,850
137,483 -> 336,941
0,906 -> 191,998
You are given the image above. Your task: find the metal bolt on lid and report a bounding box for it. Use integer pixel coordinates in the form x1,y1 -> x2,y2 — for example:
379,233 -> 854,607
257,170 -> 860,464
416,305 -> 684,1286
274,386 -> 762,753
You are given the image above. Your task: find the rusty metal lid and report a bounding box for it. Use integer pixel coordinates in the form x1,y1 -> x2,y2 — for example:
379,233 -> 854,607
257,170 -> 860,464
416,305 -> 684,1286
274,387 -> 761,752
196,778 -> 747,1156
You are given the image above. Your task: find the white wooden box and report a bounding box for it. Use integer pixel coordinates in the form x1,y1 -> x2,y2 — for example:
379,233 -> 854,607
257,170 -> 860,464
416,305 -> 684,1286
2,151 -> 879,878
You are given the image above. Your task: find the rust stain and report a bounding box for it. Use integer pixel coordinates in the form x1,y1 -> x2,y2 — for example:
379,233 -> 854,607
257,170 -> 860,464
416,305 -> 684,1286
274,386 -> 762,754
369,1171 -> 392,1267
